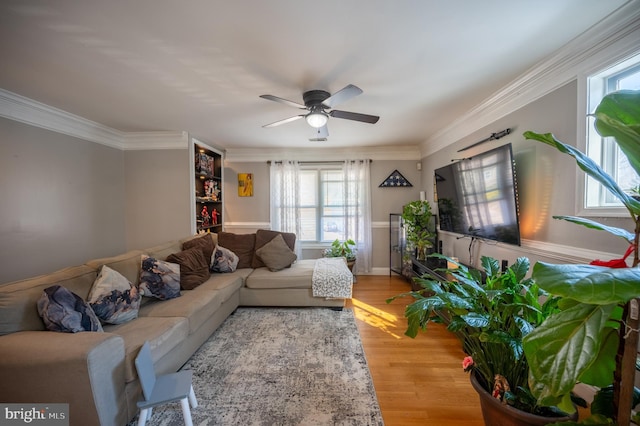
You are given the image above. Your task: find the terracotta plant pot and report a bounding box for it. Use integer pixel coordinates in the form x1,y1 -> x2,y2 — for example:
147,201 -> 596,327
470,372 -> 578,426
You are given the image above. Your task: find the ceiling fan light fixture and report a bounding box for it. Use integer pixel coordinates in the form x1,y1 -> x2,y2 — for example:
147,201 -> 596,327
305,111 -> 328,128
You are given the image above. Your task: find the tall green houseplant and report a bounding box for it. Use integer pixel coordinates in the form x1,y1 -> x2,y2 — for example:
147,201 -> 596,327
402,200 -> 436,260
522,90 -> 640,425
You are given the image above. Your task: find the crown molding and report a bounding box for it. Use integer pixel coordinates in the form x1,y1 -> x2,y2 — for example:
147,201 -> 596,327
123,131 -> 189,150
0,89 -> 126,149
0,89 -> 189,150
421,1 -> 640,158
225,145 -> 421,162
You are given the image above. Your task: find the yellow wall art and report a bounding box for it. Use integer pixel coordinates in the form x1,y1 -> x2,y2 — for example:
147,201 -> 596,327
238,173 -> 253,197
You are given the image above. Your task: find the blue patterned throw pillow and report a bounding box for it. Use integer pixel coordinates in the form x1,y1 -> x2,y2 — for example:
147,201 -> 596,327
139,255 -> 181,300
88,265 -> 141,324
37,285 -> 103,333
211,245 -> 239,273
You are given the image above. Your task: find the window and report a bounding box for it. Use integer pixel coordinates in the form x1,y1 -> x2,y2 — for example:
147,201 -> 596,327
299,166 -> 350,242
270,159 -> 372,272
585,52 -> 640,211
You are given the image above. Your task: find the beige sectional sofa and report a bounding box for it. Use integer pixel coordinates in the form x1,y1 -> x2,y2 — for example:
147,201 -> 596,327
0,232 -> 345,426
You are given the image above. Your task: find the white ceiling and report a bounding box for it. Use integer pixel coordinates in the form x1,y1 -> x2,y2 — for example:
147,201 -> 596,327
0,1 -> 631,151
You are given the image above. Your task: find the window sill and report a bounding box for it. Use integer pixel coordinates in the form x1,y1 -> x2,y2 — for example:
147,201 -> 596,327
576,206 -> 629,218
300,242 -> 332,249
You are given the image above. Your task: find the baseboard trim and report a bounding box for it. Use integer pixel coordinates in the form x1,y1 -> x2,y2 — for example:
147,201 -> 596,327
357,267 -> 391,276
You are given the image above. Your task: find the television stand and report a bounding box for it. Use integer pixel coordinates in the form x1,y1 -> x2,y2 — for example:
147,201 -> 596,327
410,256 -> 486,291
409,256 -> 447,291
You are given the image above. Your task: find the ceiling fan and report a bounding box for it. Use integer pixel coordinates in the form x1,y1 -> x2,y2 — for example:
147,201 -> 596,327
260,84 -> 379,141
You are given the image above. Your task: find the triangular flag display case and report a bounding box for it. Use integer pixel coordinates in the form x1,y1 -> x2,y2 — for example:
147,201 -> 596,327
379,169 -> 412,187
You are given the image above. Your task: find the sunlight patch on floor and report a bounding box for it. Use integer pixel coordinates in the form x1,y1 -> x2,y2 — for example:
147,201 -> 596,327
351,298 -> 403,339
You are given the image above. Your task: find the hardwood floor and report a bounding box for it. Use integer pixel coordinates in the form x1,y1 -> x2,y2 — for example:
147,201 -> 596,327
346,275 -> 484,425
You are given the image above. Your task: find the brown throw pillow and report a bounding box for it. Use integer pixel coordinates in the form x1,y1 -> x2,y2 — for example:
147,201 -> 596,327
166,247 -> 210,290
251,229 -> 297,268
255,234 -> 298,272
182,234 -> 215,263
217,232 -> 256,269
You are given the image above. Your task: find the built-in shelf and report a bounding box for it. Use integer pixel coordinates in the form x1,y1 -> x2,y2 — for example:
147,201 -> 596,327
192,140 -> 223,234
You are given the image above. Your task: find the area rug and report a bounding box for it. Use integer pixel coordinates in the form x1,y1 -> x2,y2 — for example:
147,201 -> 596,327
135,307 -> 384,426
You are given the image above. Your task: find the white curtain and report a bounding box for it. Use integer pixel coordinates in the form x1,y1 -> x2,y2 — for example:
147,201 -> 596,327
343,159 -> 372,273
270,161 -> 302,258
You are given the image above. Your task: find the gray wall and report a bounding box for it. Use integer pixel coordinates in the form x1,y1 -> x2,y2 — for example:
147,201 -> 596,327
124,149 -> 191,250
421,80 -> 634,269
0,122 -> 192,284
224,162 -> 271,225
0,117 -> 126,283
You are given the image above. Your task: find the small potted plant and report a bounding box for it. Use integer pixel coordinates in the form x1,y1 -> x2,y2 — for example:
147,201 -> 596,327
323,239 -> 357,272
388,254 -> 582,424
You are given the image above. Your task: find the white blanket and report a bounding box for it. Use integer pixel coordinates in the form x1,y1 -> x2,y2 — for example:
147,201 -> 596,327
312,257 -> 353,299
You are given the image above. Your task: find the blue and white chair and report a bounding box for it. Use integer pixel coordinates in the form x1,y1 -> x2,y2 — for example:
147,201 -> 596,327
134,341 -> 198,426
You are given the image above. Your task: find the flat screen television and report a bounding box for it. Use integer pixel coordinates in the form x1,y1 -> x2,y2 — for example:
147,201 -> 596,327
434,143 -> 521,245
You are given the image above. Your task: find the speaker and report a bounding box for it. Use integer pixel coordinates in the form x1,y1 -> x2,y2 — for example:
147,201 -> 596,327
501,260 -> 508,272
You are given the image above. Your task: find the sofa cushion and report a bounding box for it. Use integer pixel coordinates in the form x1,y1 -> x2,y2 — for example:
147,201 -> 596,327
0,265 -> 98,335
37,285 -> 103,333
217,232 -> 256,269
103,316 -> 188,383
181,232 -> 218,247
197,274 -> 244,303
166,248 -> 210,290
145,240 -> 183,262
251,230 -> 296,268
182,233 -> 215,264
86,250 -> 144,286
211,246 -> 239,273
87,266 -> 141,324
139,255 -> 181,300
255,234 -> 297,272
245,259 -> 316,289
139,287 -> 223,334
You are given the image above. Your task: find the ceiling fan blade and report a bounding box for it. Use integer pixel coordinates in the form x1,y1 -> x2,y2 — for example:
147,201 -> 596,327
329,110 -> 379,124
321,84 -> 363,108
262,115 -> 304,128
260,94 -> 306,109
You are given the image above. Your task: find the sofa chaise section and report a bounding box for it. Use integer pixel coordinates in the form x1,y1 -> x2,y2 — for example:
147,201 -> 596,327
241,259 -> 344,308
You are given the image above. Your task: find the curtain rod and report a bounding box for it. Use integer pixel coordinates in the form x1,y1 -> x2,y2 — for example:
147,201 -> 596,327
267,160 -> 372,164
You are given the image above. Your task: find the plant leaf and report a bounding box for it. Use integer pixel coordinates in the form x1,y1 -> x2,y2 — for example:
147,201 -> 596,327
413,277 -> 444,294
523,303 -> 616,404
553,215 -> 635,243
532,262 -> 640,304
578,327 -> 619,387
510,257 -> 530,283
593,90 -> 640,178
462,312 -> 489,328
481,256 -> 500,277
